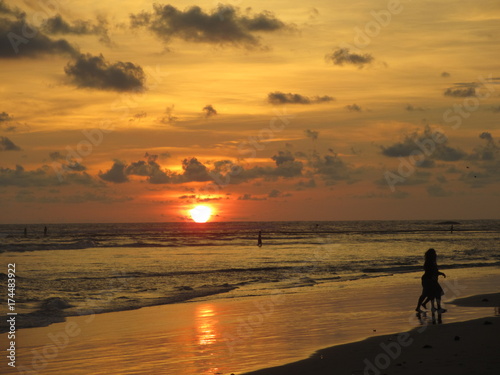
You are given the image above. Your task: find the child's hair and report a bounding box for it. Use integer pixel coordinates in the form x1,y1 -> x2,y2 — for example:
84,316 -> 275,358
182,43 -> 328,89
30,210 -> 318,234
424,248 -> 437,264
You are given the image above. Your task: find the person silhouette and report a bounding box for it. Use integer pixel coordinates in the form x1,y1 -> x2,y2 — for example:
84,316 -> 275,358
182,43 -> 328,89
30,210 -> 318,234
415,248 -> 447,313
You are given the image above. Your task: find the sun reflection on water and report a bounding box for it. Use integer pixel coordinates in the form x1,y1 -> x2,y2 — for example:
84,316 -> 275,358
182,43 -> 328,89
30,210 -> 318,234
196,304 -> 218,346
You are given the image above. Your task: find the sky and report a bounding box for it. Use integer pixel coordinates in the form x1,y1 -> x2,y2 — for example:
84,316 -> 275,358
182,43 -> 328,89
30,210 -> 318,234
0,0 -> 499,223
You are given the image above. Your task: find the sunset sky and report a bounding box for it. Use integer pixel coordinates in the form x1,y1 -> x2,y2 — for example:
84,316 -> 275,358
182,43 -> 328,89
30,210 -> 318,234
1,0 -> 499,223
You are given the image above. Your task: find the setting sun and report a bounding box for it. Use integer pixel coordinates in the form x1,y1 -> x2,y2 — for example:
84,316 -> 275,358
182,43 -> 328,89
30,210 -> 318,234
189,205 -> 212,223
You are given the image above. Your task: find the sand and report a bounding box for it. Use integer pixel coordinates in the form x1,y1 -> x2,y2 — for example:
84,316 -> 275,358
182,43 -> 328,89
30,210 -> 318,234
244,294 -> 500,375
1,268 -> 499,374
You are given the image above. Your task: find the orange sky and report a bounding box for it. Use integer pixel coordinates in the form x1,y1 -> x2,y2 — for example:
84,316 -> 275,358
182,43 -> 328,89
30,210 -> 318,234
1,0 -> 499,223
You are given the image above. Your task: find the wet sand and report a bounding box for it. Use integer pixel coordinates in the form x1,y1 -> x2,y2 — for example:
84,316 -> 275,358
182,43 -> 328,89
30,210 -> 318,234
244,293 -> 500,375
1,267 -> 499,374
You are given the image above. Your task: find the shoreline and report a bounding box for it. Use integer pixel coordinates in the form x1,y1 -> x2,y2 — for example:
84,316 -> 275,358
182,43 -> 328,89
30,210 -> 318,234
0,284 -> 236,334
243,293 -> 500,375
3,264 -> 498,335
1,271 -> 498,374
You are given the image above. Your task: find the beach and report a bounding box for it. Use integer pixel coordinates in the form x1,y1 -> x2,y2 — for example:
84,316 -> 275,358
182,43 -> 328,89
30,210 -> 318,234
244,296 -> 500,375
1,267 -> 499,374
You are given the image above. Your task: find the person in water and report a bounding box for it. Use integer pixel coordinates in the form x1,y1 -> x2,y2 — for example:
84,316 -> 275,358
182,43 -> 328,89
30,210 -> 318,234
415,248 -> 447,313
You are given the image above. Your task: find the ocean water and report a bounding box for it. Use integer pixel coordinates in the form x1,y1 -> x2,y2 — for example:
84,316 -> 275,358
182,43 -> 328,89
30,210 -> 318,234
1,220 -> 499,328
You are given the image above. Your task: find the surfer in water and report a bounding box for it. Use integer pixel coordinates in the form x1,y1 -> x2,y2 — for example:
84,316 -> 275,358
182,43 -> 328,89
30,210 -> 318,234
257,230 -> 262,247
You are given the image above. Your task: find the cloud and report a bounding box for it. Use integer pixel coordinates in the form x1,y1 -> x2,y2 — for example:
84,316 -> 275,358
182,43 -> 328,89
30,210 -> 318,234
0,16 -> 78,58
305,129 -> 319,141
0,136 -> 21,151
295,179 -> 316,190
311,152 -> 351,183
325,48 -> 374,68
268,92 -> 334,105
160,105 -> 178,124
64,53 -> 146,92
270,150 -> 303,177
126,158 -> 171,184
42,14 -> 111,45
0,111 -> 13,122
15,190 -> 132,204
268,189 -> 291,198
0,165 -> 95,187
469,132 -> 499,162
405,104 -> 424,112
381,125 -> 466,162
99,161 -> 129,183
0,111 -> 29,132
376,170 -> 431,187
238,193 -> 266,200
441,72 -> 450,78
427,184 -> 452,197
0,1 -> 22,17
479,132 -> 493,143
202,104 -> 217,117
130,3 -> 287,48
179,157 -> 211,182
443,87 -> 476,97
345,104 -> 362,112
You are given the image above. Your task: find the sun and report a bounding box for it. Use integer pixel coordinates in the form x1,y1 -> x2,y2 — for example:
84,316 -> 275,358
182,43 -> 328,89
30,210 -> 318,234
189,205 -> 212,223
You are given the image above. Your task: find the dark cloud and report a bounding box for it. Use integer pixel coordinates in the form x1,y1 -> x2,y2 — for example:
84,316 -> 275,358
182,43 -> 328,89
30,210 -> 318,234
325,48 -> 374,68
0,165 -> 95,187
268,92 -> 334,105
268,189 -> 281,198
160,105 -> 177,124
427,184 -> 452,197
0,111 -> 29,132
18,191 -> 133,204
130,4 -> 287,48
443,87 -> 476,97
345,104 -> 362,112
238,193 -> 266,201
469,132 -> 499,162
0,111 -> 13,122
180,157 -> 211,182
65,53 -> 146,92
99,161 -> 129,183
381,126 -> 466,162
126,158 -> 171,184
0,136 -> 21,151
489,105 -> 500,113
305,129 -> 319,141
49,151 -> 64,160
479,132 -> 493,143
0,16 -> 78,58
376,170 -> 431,187
405,104 -> 424,112
202,104 -> 217,117
62,192 -> 133,204
311,152 -> 351,183
133,112 -> 147,119
42,14 -> 111,45
268,189 -> 291,198
441,72 -> 450,78
0,1 -> 22,17
295,179 -> 316,190
271,150 -> 303,177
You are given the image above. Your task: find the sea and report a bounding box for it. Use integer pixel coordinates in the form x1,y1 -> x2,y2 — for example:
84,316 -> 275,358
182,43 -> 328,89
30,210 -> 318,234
1,220 -> 499,328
